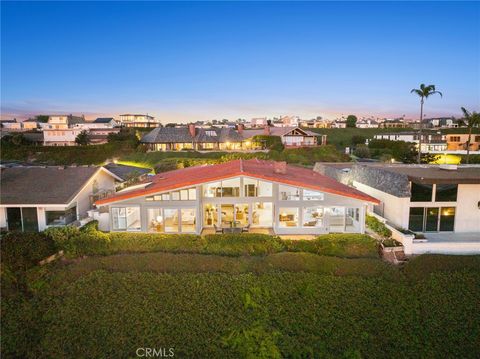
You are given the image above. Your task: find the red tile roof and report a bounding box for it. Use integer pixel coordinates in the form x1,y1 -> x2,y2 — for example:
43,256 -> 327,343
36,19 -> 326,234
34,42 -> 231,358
95,159 -> 379,205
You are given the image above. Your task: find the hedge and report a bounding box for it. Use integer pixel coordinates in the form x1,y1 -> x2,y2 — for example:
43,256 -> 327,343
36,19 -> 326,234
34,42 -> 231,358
44,225 -> 378,258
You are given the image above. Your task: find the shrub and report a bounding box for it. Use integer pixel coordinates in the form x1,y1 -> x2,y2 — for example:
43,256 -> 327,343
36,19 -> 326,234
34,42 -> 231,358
0,232 -> 57,272
366,215 -> 392,238
284,234 -> 378,258
353,144 -> 371,158
202,234 -> 285,256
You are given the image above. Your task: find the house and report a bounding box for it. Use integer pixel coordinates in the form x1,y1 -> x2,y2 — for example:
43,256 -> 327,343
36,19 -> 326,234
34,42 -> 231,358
0,119 -> 22,131
141,124 -> 258,151
0,166 -> 122,231
315,162 -> 480,255
42,115 -> 86,146
446,134 -> 480,152
243,126 -> 326,147
373,131 -> 447,153
103,163 -> 151,189
300,119 -> 332,129
119,114 -> 160,128
378,119 -> 409,128
93,159 -> 379,235
356,119 -> 379,128
331,120 -> 347,128
79,117 -> 119,129
45,114 -> 85,129
426,117 -> 459,129
22,118 -> 40,130
250,117 -> 268,128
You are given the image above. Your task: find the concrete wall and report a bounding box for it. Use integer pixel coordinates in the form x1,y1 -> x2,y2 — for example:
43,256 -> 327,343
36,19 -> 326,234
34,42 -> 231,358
353,181 -> 410,229
455,184 -> 480,232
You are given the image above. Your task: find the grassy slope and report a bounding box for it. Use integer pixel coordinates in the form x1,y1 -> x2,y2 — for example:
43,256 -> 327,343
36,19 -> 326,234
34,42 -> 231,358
2,253 -> 479,359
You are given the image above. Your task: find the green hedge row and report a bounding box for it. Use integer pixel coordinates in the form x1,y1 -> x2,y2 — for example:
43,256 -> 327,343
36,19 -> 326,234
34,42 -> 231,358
44,224 -> 378,258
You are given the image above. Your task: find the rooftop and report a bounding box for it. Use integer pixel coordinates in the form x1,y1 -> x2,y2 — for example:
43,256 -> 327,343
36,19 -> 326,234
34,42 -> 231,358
0,166 -> 102,205
93,117 -> 115,123
95,159 -> 379,205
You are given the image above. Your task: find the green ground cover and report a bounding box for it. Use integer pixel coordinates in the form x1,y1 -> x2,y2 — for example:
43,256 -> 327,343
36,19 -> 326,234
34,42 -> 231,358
2,229 -> 479,358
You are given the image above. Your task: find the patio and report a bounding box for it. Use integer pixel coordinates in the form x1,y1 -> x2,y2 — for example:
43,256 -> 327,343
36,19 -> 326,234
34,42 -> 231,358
412,232 -> 480,255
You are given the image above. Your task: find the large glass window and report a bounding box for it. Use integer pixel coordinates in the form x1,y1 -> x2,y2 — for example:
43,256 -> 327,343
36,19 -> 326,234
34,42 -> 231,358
303,207 -> 324,227
146,188 -> 197,201
147,208 -> 164,232
435,184 -> 458,202
203,181 -> 222,198
22,208 -> 39,231
244,178 -> 273,197
440,207 -> 455,231
279,208 -> 299,227
279,185 -> 300,201
204,204 -> 219,226
46,207 -> 76,226
180,208 -> 196,233
164,209 -> 178,233
303,189 -> 325,201
425,207 -> 439,231
252,202 -> 273,227
112,207 -> 141,231
408,207 -> 424,231
329,207 -> 345,230
411,182 -> 433,202
221,178 -> 240,197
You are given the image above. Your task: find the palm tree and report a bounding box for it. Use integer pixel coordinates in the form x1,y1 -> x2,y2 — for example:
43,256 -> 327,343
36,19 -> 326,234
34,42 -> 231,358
411,84 -> 443,163
459,107 -> 480,164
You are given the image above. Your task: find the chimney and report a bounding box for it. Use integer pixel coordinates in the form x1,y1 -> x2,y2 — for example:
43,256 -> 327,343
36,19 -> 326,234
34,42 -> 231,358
273,161 -> 287,174
263,125 -> 271,135
237,123 -> 244,134
188,123 -> 196,137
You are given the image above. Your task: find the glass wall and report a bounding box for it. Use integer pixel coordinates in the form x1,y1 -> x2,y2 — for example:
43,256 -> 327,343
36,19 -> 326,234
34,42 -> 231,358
147,208 -> 164,232
425,207 -> 439,231
180,208 -> 196,233
203,204 -> 218,227
146,187 -> 196,201
303,190 -> 324,201
411,182 -> 433,202
439,207 -> 455,231
244,178 -> 273,197
164,209 -> 178,233
279,208 -> 299,227
235,203 -> 249,226
279,185 -> 300,201
252,202 -> 273,227
203,179 -> 240,198
435,184 -> 457,202
328,207 -> 345,231
303,207 -> 324,227
408,207 -> 424,231
112,207 -> 141,231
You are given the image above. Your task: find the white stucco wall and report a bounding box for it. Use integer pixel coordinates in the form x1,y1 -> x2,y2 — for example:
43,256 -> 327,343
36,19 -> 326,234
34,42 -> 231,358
74,169 -> 117,218
353,181 -> 410,229
455,184 -> 480,232
0,207 -> 6,228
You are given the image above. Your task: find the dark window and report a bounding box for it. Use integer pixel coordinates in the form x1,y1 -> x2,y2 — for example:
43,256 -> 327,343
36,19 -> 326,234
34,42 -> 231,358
411,182 -> 433,202
425,207 -> 439,231
408,207 -> 424,231
22,208 -> 39,232
6,208 -> 22,231
46,207 -> 76,226
435,184 -> 458,202
440,207 -> 455,231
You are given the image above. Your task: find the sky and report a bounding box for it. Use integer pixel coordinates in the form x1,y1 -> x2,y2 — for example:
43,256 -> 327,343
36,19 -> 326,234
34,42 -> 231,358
1,1 -> 479,123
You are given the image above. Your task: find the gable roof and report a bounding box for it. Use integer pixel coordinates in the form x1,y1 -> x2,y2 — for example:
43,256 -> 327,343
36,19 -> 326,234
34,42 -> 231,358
103,163 -> 151,181
242,126 -> 318,139
0,166 -> 121,205
95,159 -> 379,205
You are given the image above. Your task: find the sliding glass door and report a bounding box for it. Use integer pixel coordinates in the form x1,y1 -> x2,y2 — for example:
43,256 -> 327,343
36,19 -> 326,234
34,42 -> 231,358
409,207 -> 456,232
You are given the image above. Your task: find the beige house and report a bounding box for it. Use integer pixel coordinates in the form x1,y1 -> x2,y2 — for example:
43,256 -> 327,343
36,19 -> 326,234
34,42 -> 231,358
0,166 -> 121,231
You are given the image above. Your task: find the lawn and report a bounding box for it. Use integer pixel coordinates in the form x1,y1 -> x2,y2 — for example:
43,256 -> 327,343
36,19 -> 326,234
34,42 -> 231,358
2,230 -> 479,358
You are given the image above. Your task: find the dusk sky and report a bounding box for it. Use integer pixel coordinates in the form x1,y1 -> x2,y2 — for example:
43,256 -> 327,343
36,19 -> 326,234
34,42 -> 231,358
1,1 -> 479,123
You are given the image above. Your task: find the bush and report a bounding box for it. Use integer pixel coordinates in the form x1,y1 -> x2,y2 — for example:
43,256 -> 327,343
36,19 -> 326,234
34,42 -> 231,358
284,234 -> 378,258
0,232 -> 57,273
353,144 -> 371,158
366,215 -> 392,238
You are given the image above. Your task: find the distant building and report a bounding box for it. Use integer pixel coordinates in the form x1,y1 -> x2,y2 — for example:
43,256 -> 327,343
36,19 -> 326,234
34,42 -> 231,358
356,119 -> 379,128
378,119 -> 408,128
119,114 -> 159,128
300,119 -> 332,129
373,131 -> 447,153
446,134 -> 480,152
331,120 -> 347,128
250,117 -> 268,128
45,114 -> 85,129
0,119 -> 22,131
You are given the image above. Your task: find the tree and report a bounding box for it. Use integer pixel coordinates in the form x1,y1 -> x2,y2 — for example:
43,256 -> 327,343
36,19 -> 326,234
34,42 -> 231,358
459,107 -> 480,164
351,135 -> 366,146
346,115 -> 357,128
34,115 -> 49,123
75,130 -> 90,146
411,84 -> 442,163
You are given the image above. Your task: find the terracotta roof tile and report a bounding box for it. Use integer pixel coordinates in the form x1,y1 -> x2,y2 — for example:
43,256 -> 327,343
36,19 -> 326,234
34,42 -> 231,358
95,159 -> 379,205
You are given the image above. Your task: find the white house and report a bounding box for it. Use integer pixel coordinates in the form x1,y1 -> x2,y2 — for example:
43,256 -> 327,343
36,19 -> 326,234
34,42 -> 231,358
119,114 -> 159,128
315,163 -> 480,255
356,119 -> 379,128
0,166 -> 122,231
94,159 -> 379,235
